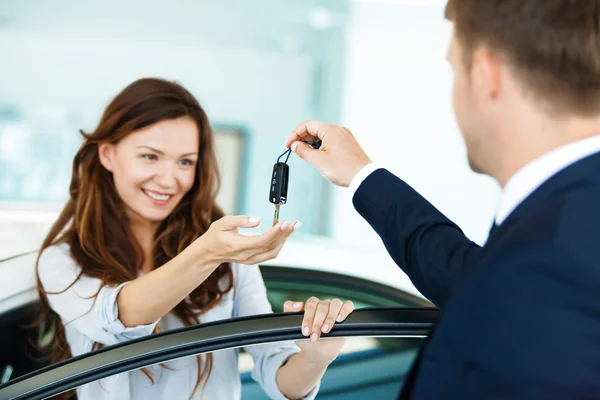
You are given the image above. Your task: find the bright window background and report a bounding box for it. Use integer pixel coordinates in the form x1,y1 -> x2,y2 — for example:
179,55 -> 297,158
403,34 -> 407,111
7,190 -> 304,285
0,0 -> 499,259
0,0 -> 350,257
332,0 -> 499,250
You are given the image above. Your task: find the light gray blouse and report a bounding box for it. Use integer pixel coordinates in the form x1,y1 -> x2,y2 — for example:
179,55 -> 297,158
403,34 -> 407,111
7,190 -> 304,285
38,243 -> 319,400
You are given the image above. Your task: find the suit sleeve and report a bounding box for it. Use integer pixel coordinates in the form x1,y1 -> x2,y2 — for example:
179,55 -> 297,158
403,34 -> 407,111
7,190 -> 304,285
352,168 -> 482,307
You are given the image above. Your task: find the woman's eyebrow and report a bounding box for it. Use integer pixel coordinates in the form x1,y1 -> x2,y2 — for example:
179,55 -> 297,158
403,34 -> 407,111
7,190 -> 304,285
136,146 -> 198,157
137,145 -> 164,155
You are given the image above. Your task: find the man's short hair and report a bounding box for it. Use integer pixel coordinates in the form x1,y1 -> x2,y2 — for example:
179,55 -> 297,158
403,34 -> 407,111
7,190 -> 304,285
445,0 -> 600,117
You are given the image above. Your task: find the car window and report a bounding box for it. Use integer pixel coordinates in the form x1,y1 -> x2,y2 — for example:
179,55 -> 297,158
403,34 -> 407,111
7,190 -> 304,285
0,308 -> 435,400
260,265 -> 430,310
0,303 -> 46,381
58,336 -> 422,400
239,336 -> 422,399
0,262 -> 430,384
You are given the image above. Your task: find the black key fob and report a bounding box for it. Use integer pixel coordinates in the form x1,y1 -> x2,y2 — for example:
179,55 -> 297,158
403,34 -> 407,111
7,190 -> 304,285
269,162 -> 289,204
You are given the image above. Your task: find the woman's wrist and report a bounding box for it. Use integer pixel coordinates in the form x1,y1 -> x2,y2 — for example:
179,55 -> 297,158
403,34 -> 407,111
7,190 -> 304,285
188,236 -> 222,271
296,348 -> 335,367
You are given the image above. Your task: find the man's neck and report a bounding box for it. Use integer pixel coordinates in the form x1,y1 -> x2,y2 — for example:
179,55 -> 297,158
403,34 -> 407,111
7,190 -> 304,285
494,114 -> 600,187
493,133 -> 600,225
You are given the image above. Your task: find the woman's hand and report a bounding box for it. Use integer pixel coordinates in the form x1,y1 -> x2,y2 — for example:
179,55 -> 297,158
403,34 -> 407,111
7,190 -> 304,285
196,215 -> 298,265
118,215 -> 297,328
284,297 -> 355,364
274,298 -> 354,398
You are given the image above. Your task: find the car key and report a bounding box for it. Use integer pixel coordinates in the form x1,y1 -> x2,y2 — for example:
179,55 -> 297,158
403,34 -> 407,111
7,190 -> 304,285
268,140 -> 320,226
269,161 -> 289,226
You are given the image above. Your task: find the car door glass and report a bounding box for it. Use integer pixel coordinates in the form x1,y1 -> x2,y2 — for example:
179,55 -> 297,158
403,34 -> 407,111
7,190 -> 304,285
240,336 -> 423,400
260,266 -> 431,310
1,306 -> 436,399
0,265 -> 430,385
62,336 -> 422,400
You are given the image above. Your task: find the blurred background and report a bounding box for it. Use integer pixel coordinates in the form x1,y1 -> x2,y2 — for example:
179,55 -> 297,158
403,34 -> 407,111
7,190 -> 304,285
0,0 -> 499,259
0,0 -> 503,394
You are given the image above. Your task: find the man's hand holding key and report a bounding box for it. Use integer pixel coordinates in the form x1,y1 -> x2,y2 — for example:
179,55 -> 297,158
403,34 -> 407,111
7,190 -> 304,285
285,121 -> 372,188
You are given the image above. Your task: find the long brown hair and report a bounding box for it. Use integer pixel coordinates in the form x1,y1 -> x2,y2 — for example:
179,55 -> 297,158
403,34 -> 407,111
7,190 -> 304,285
34,77 -> 233,398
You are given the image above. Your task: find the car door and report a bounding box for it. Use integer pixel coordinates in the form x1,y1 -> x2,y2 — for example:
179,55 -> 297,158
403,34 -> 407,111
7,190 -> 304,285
0,307 -> 436,400
245,265 -> 432,398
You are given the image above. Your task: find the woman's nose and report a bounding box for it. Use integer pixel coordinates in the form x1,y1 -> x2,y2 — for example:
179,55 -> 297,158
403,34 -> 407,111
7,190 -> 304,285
155,164 -> 177,188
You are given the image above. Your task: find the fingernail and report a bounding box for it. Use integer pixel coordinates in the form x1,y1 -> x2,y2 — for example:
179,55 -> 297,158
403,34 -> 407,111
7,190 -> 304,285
303,327 -> 310,336
249,217 -> 259,224
311,333 -> 318,342
293,302 -> 302,309
322,324 -> 330,333
291,142 -> 298,152
336,315 -> 343,322
280,222 -> 289,230
293,222 -> 302,231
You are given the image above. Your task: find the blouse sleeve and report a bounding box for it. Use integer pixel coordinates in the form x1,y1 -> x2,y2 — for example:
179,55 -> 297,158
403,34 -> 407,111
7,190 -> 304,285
38,244 -> 159,347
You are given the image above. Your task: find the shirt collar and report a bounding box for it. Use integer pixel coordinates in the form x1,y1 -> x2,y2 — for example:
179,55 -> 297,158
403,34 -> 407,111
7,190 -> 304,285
496,134 -> 600,225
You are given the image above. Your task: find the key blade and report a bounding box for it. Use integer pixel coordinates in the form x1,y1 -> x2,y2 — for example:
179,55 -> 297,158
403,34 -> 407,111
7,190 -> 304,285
272,204 -> 280,227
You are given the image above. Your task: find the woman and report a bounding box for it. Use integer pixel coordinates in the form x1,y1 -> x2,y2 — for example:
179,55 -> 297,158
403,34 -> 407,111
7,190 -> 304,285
36,77 -> 354,400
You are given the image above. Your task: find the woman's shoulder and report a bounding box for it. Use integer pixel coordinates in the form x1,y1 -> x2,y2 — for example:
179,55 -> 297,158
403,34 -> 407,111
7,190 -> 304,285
39,242 -> 73,266
40,243 -> 72,261
37,242 -> 80,287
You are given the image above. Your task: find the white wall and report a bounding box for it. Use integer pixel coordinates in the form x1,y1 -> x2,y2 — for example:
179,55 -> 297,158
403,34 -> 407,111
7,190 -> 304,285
331,1 -> 500,250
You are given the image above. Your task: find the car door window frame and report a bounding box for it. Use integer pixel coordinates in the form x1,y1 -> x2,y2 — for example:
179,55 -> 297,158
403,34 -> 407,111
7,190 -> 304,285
0,307 -> 437,400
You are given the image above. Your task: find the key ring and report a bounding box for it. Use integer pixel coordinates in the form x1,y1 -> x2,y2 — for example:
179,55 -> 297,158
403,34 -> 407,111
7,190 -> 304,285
278,140 -> 322,162
276,140 -> 322,164
277,149 -> 292,164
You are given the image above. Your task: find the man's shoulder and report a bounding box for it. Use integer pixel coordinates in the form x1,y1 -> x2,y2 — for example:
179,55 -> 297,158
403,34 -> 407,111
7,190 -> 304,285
499,178 -> 600,250
555,179 -> 600,242
484,182 -> 600,287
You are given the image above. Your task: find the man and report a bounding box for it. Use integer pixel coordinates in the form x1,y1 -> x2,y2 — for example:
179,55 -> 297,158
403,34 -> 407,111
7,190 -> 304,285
285,1 -> 600,399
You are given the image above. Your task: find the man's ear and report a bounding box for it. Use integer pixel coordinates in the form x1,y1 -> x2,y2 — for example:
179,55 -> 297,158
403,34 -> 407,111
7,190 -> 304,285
98,143 -> 115,172
472,47 -> 502,102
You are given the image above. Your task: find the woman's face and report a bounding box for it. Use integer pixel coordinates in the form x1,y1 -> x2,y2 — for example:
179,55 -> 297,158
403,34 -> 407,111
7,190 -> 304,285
99,116 -> 199,225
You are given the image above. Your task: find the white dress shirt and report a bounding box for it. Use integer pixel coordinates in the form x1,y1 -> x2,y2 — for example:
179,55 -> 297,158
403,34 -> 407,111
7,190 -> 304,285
494,134 -> 600,224
38,243 -> 319,400
349,134 -> 600,226
348,163 -> 382,197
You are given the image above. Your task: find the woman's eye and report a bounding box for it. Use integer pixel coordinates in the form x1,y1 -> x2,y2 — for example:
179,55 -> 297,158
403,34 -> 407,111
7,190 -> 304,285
179,159 -> 196,167
141,154 -> 158,161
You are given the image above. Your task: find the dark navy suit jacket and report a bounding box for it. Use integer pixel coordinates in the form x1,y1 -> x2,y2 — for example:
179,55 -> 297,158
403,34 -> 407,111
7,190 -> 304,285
352,152 -> 600,399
